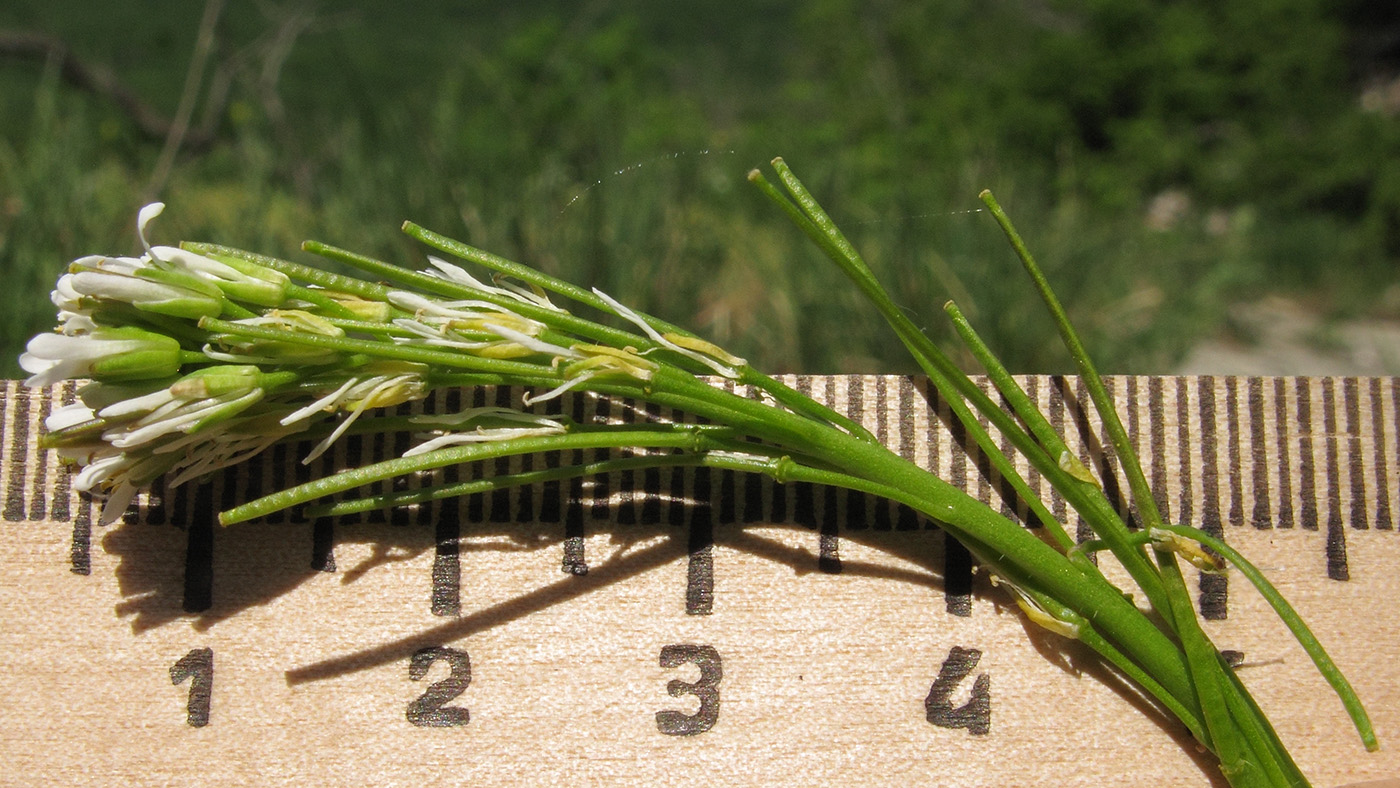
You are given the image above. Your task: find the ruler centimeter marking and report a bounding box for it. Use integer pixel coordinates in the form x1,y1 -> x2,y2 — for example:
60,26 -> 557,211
3,376 -> 1397,620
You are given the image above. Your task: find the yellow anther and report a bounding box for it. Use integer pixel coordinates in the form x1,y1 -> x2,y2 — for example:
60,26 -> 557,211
1150,528 -> 1226,574
263,310 -> 344,337
661,333 -> 748,367
565,344 -> 658,381
990,574 -> 1081,640
1058,449 -> 1100,487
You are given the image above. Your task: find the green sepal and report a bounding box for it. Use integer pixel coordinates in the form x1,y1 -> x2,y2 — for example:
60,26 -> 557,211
87,328 -> 183,382
168,365 -> 262,398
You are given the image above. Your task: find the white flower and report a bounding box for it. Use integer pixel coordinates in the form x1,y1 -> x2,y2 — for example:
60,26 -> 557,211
46,402 -> 100,432
278,368 -> 427,464
137,202 -> 166,255
422,256 -> 564,312
403,407 -> 567,456
149,245 -> 289,306
20,328 -> 183,388
119,203 -> 289,308
66,267 -> 223,320
591,287 -> 746,378
105,389 -> 265,449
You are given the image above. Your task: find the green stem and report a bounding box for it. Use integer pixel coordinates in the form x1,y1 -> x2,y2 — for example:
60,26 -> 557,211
302,240 -> 657,354
978,189 -> 1315,787
183,243 -> 393,302
740,368 -> 880,444
1154,524 -> 1377,750
756,164 -> 1184,627
943,299 -> 1175,604
219,424 -> 736,525
218,297 -> 258,320
198,316 -> 558,378
751,164 -> 1076,553
307,452 -> 710,517
642,366 -> 1201,714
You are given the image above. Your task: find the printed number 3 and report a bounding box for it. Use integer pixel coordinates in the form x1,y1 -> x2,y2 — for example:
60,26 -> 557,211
656,644 -> 722,736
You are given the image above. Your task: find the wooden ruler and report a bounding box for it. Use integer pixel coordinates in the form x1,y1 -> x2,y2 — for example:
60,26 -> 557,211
1,376 -> 1396,787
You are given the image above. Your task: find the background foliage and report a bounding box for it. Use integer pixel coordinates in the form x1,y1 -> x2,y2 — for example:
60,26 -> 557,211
2,0 -> 1397,376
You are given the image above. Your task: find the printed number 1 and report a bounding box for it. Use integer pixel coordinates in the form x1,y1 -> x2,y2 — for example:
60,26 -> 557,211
170,648 -> 214,728
656,644 -> 722,735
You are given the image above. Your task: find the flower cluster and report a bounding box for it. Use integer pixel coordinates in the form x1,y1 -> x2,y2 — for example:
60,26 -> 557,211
23,202 -> 750,525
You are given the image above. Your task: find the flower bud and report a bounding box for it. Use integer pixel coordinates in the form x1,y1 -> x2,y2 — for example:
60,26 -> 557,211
159,248 -> 290,307
21,327 -> 183,387
169,365 -> 263,398
67,263 -> 223,320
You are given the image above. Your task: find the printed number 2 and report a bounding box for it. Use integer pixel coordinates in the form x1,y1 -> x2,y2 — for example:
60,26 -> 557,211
170,648 -> 214,728
407,646 -> 471,727
656,644 -> 722,736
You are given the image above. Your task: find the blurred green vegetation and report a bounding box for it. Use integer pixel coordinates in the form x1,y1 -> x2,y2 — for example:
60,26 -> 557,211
2,0 -> 1397,377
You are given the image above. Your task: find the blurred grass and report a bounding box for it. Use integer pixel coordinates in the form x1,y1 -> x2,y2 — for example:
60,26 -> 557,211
2,0 -> 1397,378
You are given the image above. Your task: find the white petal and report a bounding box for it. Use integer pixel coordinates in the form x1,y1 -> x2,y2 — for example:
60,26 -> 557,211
51,274 -> 83,311
97,482 -> 139,526
93,255 -> 148,275
151,246 -> 241,280
26,332 -> 105,362
19,334 -> 116,387
424,256 -> 488,289
70,270 -> 185,304
482,323 -> 578,358
98,388 -> 176,419
17,348 -> 55,373
300,376 -> 396,464
137,202 -> 165,257
58,312 -> 97,335
424,256 -> 562,311
46,403 -> 98,431
73,453 -> 131,493
280,377 -> 357,426
522,372 -> 595,406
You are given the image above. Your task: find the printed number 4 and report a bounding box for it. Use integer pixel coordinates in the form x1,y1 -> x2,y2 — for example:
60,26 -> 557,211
926,646 -> 991,735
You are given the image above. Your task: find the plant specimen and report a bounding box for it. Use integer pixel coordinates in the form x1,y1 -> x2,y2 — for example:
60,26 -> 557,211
22,159 -> 1375,787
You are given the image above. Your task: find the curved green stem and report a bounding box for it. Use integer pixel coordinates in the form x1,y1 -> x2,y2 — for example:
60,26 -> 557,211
754,164 -> 1180,610
183,243 -> 393,302
198,316 -> 556,377
639,366 -> 1201,716
1154,524 -> 1377,751
976,188 -> 1320,787
219,424 -> 738,525
302,240 -> 658,354
750,166 -> 1074,549
306,452 -> 711,518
